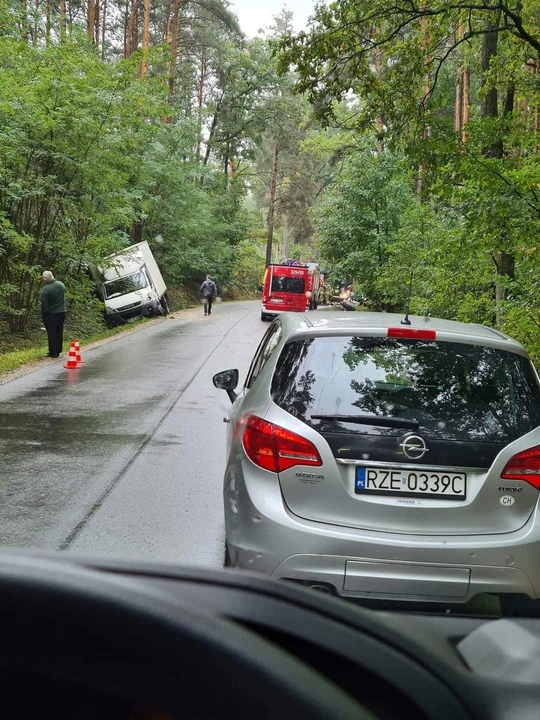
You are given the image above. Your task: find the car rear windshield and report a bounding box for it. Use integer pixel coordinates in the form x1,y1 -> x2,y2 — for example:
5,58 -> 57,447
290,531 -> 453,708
271,337 -> 540,443
271,275 -> 305,294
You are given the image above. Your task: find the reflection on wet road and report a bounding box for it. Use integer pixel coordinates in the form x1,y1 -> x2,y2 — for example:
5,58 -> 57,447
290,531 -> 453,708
0,301 -> 265,566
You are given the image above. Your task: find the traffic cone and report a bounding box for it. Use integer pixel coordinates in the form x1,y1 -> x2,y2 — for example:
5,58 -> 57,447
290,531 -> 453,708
63,342 -> 80,370
73,339 -> 85,364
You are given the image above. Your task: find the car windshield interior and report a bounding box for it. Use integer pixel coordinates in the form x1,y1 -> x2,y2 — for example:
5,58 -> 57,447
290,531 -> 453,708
4,0 -> 540,713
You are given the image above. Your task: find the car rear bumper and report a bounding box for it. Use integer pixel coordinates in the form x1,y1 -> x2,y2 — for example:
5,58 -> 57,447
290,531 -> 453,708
262,304 -> 308,315
224,465 -> 540,603
271,555 -> 534,602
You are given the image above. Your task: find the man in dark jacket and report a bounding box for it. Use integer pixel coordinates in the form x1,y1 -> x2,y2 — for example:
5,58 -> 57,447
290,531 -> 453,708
41,271 -> 66,358
200,274 -> 217,316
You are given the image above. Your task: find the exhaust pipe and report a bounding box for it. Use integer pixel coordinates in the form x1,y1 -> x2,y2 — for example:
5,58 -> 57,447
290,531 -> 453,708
306,583 -> 333,595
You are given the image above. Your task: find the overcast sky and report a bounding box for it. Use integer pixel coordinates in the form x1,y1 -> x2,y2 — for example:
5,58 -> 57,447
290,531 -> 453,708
230,0 -> 315,37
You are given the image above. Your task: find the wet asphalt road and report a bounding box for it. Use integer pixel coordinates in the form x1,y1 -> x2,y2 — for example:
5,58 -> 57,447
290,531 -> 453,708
0,301 -> 265,566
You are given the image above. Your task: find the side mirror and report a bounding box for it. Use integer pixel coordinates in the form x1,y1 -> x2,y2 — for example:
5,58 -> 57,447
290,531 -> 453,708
213,369 -> 239,403
258,285 -> 263,293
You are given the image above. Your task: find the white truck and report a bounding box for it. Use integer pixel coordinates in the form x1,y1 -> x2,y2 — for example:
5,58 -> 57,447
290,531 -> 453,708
96,242 -> 169,325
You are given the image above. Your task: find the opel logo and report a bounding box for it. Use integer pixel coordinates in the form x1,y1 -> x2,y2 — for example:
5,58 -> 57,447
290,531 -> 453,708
399,435 -> 429,460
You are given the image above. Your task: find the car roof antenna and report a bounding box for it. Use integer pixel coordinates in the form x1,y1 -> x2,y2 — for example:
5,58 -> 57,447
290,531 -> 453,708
401,270 -> 414,325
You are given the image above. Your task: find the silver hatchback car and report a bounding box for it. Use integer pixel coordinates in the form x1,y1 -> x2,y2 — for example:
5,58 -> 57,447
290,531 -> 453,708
213,312 -> 540,609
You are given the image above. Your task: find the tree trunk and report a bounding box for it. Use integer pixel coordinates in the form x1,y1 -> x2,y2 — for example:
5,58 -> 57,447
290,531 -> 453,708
282,214 -> 290,259
101,0 -> 107,59
163,0 -> 171,42
169,0 -> 181,95
33,0 -> 39,46
21,0 -> 30,42
59,0 -> 66,38
224,143 -> 230,183
481,10 -> 511,320
196,51 -> 206,160
416,165 -> 424,196
535,55 -> 540,153
493,251 -> 515,323
504,82 -> 515,118
203,107 -> 220,165
87,0 -> 95,40
46,0 -> 52,43
130,0 -> 139,56
480,9 -> 503,157
131,220 -> 143,244
374,46 -> 384,152
94,0 -> 100,45
454,23 -> 463,134
123,0 -> 130,58
266,144 -> 279,267
417,15 -> 430,196
141,0 -> 150,78
461,65 -> 470,142
454,66 -> 462,134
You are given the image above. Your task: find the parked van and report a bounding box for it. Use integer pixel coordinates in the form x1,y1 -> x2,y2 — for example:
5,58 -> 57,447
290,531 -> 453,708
96,242 -> 169,325
260,263 -> 310,321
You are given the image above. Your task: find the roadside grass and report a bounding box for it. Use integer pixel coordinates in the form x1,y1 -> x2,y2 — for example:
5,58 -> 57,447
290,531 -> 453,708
0,289 -> 257,375
0,319 -> 155,374
0,345 -> 49,374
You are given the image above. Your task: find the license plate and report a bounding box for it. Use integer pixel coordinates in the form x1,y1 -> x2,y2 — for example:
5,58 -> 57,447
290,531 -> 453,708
270,298 -> 284,303
355,467 -> 466,500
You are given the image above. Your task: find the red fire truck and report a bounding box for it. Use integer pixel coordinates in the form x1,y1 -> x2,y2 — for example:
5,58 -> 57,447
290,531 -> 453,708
260,262 -> 320,321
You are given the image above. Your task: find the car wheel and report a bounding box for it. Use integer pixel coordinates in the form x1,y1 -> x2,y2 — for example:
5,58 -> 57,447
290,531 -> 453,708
160,294 -> 170,315
261,311 -> 269,321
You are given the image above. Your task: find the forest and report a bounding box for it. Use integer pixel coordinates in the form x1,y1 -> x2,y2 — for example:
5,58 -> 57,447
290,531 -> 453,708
0,0 -> 539,361
280,0 -> 540,360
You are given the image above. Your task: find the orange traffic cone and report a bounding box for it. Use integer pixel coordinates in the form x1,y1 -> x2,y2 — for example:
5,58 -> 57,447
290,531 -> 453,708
63,342 -> 80,370
73,339 -> 85,364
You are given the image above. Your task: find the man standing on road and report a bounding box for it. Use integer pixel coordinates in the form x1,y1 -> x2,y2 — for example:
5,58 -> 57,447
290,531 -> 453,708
200,274 -> 217,316
41,271 -> 66,358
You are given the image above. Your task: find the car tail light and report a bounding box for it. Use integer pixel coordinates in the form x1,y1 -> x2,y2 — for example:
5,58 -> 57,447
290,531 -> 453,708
387,327 -> 436,340
242,415 -> 322,473
501,446 -> 540,490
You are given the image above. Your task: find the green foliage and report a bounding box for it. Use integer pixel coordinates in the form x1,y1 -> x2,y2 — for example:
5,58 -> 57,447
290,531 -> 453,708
4,0 -> 538,377
0,8 -> 274,338
278,0 -> 540,132
0,34 -> 166,330
316,152 -> 415,308
279,0 -> 540,363
228,235 -> 266,294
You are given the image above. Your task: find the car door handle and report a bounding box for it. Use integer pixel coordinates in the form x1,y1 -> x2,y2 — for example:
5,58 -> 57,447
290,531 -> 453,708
223,417 -> 231,423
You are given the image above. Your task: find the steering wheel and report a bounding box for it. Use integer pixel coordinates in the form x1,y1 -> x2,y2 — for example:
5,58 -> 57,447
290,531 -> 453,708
0,554 -> 370,719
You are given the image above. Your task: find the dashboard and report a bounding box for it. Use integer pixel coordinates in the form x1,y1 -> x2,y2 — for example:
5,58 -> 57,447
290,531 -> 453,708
0,549 -> 539,719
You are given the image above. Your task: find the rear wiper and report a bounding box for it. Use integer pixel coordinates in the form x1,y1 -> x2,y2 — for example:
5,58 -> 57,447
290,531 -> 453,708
310,414 -> 420,429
